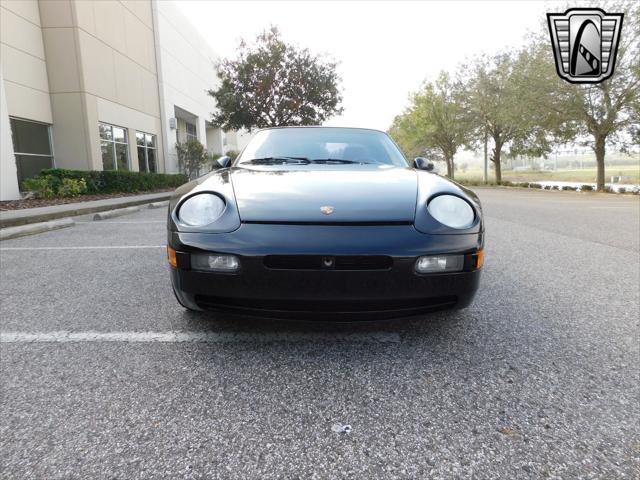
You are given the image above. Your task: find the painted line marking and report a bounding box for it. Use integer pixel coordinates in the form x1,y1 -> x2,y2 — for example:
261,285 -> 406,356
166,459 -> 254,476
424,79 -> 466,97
0,245 -> 165,251
0,331 -> 401,344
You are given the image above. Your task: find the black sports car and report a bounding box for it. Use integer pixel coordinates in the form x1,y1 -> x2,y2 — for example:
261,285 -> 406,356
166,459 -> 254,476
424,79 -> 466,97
167,127 -> 484,320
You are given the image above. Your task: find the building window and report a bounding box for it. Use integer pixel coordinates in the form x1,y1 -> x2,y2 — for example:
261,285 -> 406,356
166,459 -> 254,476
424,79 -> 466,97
136,132 -> 157,173
185,122 -> 197,142
99,122 -> 129,171
10,118 -> 54,186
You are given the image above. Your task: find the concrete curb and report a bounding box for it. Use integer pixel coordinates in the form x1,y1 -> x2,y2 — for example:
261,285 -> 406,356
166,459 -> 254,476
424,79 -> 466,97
148,201 -> 169,209
0,192 -> 171,228
93,206 -> 140,220
0,218 -> 75,241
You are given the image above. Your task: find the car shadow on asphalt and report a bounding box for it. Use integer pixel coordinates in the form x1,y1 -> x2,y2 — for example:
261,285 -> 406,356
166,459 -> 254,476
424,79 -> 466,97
173,306 -> 474,342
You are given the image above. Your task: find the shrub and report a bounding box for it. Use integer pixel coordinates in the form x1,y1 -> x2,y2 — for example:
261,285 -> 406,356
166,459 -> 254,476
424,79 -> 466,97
22,176 -> 87,198
40,168 -> 188,194
529,183 -> 542,189
454,179 -> 498,187
58,178 -> 88,197
22,176 -> 58,198
98,170 -> 184,193
456,179 -> 477,186
618,187 -> 627,194
562,186 -> 576,191
581,184 -> 594,191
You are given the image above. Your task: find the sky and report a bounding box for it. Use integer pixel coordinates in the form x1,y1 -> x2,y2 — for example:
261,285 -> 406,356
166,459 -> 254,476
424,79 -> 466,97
177,1 -> 557,131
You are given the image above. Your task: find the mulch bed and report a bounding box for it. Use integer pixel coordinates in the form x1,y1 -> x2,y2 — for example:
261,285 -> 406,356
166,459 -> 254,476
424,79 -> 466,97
0,189 -> 173,211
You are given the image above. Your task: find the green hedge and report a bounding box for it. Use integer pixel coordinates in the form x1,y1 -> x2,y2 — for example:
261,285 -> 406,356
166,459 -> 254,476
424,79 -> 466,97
38,169 -> 188,194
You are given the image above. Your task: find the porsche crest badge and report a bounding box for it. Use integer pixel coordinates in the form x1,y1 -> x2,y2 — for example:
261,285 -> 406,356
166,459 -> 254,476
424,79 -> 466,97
320,206 -> 335,215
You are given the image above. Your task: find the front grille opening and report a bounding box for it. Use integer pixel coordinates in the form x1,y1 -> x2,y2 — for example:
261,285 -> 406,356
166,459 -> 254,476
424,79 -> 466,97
194,295 -> 457,317
264,255 -> 393,271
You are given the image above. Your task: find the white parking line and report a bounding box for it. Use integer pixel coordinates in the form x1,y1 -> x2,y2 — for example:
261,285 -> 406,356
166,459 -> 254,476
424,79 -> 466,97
0,331 -> 401,344
0,245 -> 165,251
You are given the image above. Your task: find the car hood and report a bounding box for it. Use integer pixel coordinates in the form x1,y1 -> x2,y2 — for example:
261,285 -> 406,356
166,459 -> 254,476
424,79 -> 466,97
229,164 -> 418,222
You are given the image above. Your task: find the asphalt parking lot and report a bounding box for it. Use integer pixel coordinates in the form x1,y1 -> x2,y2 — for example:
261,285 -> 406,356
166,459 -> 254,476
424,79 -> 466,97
1,188 -> 638,479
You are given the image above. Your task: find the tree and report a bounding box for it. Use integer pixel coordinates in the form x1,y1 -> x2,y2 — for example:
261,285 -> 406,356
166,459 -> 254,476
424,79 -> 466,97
462,44 -> 572,184
553,1 -> 639,190
176,139 -> 207,179
389,72 -> 471,179
462,52 -> 522,184
209,27 -> 343,131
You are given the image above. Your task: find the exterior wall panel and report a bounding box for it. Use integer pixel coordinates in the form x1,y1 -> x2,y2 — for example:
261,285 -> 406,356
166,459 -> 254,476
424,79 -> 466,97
121,0 -> 153,29
1,43 -> 49,93
73,0 -> 96,34
40,0 -> 162,172
3,81 -> 52,123
0,69 -> 21,200
77,30 -> 118,100
1,0 -> 42,25
93,1 -> 127,54
1,0 -> 243,199
0,0 -> 52,123
0,5 -> 46,59
154,1 -> 223,172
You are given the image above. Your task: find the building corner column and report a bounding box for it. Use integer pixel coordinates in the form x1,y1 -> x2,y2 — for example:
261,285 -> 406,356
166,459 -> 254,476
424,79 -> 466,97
151,0 -> 171,173
0,69 -> 21,200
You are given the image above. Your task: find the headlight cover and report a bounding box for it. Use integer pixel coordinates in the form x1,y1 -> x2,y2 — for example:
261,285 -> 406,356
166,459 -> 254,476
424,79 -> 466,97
427,195 -> 475,230
178,193 -> 226,226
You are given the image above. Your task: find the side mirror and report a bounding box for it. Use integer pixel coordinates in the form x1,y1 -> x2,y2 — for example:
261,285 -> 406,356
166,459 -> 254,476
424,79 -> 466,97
414,157 -> 434,171
217,155 -> 231,168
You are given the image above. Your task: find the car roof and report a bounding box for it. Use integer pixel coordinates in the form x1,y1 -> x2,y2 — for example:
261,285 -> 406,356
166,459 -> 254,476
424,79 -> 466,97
256,126 -> 387,134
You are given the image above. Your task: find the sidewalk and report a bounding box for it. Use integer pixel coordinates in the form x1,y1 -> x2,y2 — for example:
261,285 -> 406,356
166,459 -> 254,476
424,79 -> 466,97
0,192 -> 171,228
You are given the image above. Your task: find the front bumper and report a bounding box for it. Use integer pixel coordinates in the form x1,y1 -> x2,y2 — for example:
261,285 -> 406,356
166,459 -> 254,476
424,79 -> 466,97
169,224 -> 483,320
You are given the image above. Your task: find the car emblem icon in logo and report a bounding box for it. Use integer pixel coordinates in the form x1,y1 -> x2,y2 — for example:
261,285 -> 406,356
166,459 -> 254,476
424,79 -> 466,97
320,206 -> 334,215
547,8 -> 623,84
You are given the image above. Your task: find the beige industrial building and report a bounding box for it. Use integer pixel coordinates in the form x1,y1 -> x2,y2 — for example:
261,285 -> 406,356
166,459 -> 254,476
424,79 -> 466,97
0,0 -> 250,201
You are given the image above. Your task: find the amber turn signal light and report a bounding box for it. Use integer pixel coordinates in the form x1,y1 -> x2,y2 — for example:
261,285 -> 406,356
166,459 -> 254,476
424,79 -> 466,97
476,249 -> 484,269
167,246 -> 177,268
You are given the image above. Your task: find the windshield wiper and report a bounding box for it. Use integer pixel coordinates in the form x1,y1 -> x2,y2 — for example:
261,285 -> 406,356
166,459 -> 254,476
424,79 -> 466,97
240,156 -> 311,165
310,158 -> 373,165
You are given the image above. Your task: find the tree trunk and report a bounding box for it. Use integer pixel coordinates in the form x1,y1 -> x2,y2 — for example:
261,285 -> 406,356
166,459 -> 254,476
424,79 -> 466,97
446,155 -> 454,179
493,144 -> 502,184
483,129 -> 488,184
594,135 -> 606,191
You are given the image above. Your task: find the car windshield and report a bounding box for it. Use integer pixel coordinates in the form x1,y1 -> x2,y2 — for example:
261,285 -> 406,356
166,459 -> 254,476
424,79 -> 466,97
237,128 -> 408,167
